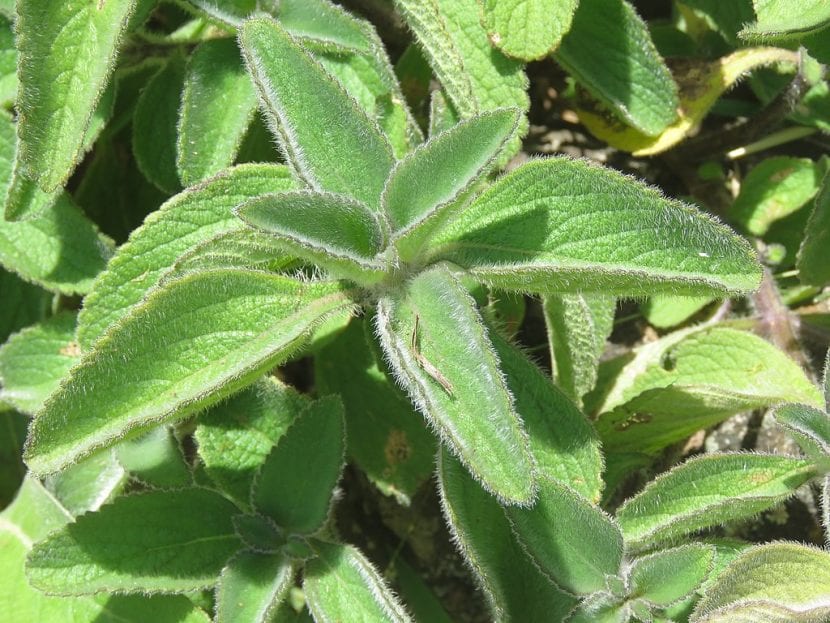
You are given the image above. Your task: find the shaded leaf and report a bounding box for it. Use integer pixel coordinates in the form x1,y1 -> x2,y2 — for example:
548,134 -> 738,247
628,543 -> 714,606
482,0 -> 579,61
773,403 -> 830,461
740,0 -> 830,39
116,427 -> 191,489
42,451 -> 126,517
797,169 -> 830,286
216,551 -> 294,623
642,294 -> 713,329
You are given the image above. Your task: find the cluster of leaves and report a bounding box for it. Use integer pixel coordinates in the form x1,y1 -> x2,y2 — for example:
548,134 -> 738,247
1,0 -> 830,621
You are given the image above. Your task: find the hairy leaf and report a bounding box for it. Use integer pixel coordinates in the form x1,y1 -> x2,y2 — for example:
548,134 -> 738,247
26,488 -> 241,594
42,452 -> 126,517
774,403 -> 830,461
77,164 -> 297,349
304,540 -> 413,622
741,0 -> 830,39
482,0 -> 579,61
0,270 -> 50,342
240,18 -> 394,209
115,427 -> 191,489
628,544 -> 715,606
438,450 -> 577,621
253,396 -> 345,534
798,169 -> 830,286
216,551 -> 294,623
430,158 -> 762,296
642,294 -> 713,329
14,0 -> 136,193
374,265 -> 536,505
26,270 -> 355,475
617,453 -> 817,548
177,38 -> 258,186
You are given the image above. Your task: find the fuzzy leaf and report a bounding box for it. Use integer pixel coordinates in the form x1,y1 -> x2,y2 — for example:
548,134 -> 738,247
168,229 -> 295,278
797,170 -> 830,286
77,163 -> 297,349
595,326 -> 823,455
692,543 -> 830,622
438,450 -> 577,622
279,0 -> 371,52
196,379 -> 309,508
315,319 -> 436,504
741,0 -> 830,39
430,158 -> 762,296
177,38 -> 258,186
505,476 -> 624,595
42,452 -> 127,517
617,453 -> 817,549
115,427 -> 191,489
0,16 -> 16,107
774,403 -> 830,461
216,551 -> 294,623
543,293 -> 615,405
240,17 -> 394,209
25,270 -> 355,475
642,294 -> 713,329
0,312 -> 79,415
385,108 -> 520,260
253,397 -> 345,534
374,264 -> 536,505
555,0 -> 678,136
26,488 -> 241,594
0,269 -> 51,342
629,544 -> 715,606
236,190 -> 386,283
304,540 -> 413,622
13,0 -> 136,193
481,0 -> 579,61
393,0 -> 528,159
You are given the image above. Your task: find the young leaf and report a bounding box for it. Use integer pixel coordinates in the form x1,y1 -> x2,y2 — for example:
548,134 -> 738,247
14,0 -> 136,193
196,378 -> 309,508
595,326 -> 823,455
315,319 -> 436,504
25,270 -> 356,476
235,190 -> 386,283
168,229 -> 296,278
41,452 -> 127,517
797,169 -> 830,286
773,403 -> 830,461
133,56 -> 186,195
429,158 -> 762,296
304,540 -> 413,622
740,0 -> 830,39
628,544 -> 715,607
26,488 -> 242,594
239,17 -> 394,209
691,543 -> 830,622
555,0 -> 678,136
481,0 -> 579,61
543,293 -> 615,406
77,163 -> 297,349
278,0 -> 371,52
115,427 -> 191,489
385,108 -> 520,260
374,264 -> 536,505
437,450 -> 578,622
505,476 -> 624,595
177,38 -> 258,186
252,396 -> 345,535
616,453 -> 817,549
215,551 -> 294,623
0,312 -> 79,415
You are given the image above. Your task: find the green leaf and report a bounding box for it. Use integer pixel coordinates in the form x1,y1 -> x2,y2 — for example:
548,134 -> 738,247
196,378 -> 309,508
252,396 -> 345,534
628,544 -> 715,606
0,312 -> 79,415
481,0 -> 579,61
1,478 -> 211,622
0,269 -> 50,342
430,158 -> 762,296
595,326 -> 823,455
731,156 -> 822,236
315,319 -> 436,504
741,0 -> 830,39
14,0 -> 136,192
437,450 -> 577,622
616,453 -> 817,549
0,16 -> 17,108
278,0 -> 370,52
41,451 -> 126,517
77,163 -> 297,349
133,56 -> 186,195
543,293 -> 615,405
25,270 -> 356,475
0,411 -> 27,508
177,38 -> 258,186
304,540 -> 413,622
168,229 -> 296,278
385,109 -> 520,260
26,488 -> 242,594
490,331 -> 604,502
393,0 -> 528,159
115,426 -> 191,489
692,543 -> 830,622
239,17 -> 395,210
185,0 -> 279,26
505,476 -> 623,595
642,294 -> 713,329
374,264 -> 536,505
797,170 -> 830,286
774,403 -> 830,461
235,190 -> 386,283
554,0 -> 678,136
216,551 -> 294,623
